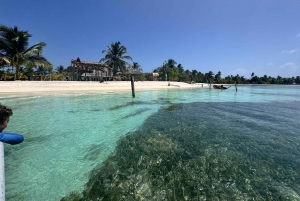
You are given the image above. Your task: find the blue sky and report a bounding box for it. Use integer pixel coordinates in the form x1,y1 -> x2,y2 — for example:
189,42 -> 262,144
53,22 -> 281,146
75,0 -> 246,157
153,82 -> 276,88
1,0 -> 300,78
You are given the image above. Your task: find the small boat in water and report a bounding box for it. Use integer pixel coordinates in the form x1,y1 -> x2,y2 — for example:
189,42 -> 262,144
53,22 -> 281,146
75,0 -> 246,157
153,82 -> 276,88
213,85 -> 230,90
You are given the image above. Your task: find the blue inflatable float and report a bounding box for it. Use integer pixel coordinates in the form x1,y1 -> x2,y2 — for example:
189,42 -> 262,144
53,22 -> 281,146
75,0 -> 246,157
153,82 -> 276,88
0,132 -> 24,145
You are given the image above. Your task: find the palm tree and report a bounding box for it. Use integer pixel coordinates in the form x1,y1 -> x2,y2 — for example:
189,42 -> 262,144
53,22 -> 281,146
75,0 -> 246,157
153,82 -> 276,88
276,75 -> 282,84
215,71 -> 222,83
132,62 -> 142,72
196,71 -> 204,83
250,72 -> 257,83
177,64 -> 184,81
55,65 -> 65,74
100,41 -> 133,75
235,74 -> 241,84
177,64 -> 184,73
241,76 -> 245,83
35,65 -> 46,80
206,71 -> 214,83
0,25 -> 51,80
166,59 -> 177,69
23,67 -> 35,80
185,69 -> 192,81
165,59 -> 177,81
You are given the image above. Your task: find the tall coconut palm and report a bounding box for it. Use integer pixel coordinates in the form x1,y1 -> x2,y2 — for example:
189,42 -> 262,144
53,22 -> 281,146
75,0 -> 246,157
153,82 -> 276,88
166,59 -> 177,69
191,70 -> 198,82
161,59 -> 177,81
215,71 -> 222,83
100,41 -> 133,75
0,25 -> 51,80
177,64 -> 184,81
207,71 -> 214,81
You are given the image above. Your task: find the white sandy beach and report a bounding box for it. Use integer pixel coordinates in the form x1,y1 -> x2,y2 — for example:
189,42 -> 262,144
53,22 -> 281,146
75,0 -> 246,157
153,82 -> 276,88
0,81 -> 209,94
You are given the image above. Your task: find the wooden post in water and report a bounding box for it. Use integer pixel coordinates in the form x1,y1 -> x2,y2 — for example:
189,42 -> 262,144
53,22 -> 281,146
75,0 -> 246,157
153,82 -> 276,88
235,81 -> 237,92
131,75 -> 135,97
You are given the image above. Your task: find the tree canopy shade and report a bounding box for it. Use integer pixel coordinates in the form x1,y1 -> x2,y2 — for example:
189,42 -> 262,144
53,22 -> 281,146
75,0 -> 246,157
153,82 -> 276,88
100,41 -> 133,75
0,25 -> 51,80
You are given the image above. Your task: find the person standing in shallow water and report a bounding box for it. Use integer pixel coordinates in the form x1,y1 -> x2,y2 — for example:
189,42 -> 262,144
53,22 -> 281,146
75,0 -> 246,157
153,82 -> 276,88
0,104 -> 24,145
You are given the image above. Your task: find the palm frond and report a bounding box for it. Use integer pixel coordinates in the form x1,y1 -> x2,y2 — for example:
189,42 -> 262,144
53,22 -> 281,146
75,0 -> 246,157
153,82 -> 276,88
121,55 -> 133,60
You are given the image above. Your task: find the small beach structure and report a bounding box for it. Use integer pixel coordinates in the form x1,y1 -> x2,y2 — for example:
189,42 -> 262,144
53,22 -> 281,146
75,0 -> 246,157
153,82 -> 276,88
67,58 -> 113,81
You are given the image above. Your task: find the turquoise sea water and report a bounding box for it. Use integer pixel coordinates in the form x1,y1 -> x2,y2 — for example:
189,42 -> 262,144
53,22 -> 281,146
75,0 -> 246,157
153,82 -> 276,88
1,85 -> 300,200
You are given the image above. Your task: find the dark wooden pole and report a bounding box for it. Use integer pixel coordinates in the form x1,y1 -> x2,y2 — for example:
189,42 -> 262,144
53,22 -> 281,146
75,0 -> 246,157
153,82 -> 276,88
76,68 -> 78,81
131,75 -> 135,97
235,81 -> 237,92
72,63 -> 74,81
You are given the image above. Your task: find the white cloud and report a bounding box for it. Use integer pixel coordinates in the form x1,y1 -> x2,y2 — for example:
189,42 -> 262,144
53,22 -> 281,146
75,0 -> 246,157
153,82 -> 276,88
282,49 -> 298,53
267,63 -> 273,66
297,33 -> 300,37
276,62 -> 299,77
251,63 -> 299,77
279,62 -> 297,70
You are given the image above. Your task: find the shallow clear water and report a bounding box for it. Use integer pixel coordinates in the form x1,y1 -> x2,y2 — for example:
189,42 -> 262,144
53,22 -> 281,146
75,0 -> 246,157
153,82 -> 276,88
1,85 -> 300,200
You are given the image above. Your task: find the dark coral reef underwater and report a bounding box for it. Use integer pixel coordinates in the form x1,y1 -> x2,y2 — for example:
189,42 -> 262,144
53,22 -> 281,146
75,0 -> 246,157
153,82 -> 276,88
61,102 -> 300,201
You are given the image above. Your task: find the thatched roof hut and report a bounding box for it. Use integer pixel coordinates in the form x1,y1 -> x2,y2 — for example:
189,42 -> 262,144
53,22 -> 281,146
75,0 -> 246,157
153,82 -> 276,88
67,58 -> 112,81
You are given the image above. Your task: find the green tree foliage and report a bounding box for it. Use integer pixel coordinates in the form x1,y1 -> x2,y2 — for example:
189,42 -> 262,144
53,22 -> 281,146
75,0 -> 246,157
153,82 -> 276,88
55,65 -> 65,74
148,63 -> 298,85
296,76 -> 300,84
177,64 -> 184,81
0,25 -> 51,80
147,58 -> 296,84
214,71 -> 222,83
100,41 -> 133,75
132,62 -> 142,72
23,67 -> 35,80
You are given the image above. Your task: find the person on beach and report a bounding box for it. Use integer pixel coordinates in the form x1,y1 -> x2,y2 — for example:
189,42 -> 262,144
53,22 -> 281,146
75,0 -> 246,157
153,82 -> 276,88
0,104 -> 24,145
